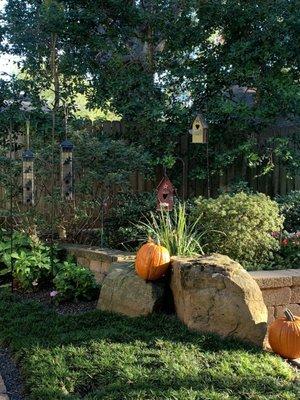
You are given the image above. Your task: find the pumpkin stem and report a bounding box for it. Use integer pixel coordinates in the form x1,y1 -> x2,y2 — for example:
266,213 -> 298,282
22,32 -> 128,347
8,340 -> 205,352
284,309 -> 296,322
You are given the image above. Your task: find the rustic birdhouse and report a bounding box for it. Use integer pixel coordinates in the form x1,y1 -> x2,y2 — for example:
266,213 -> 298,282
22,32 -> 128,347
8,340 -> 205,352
22,149 -> 35,206
189,114 -> 208,143
60,139 -> 74,201
156,176 -> 175,211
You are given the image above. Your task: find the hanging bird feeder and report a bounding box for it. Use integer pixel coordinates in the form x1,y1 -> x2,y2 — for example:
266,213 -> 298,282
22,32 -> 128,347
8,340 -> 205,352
60,139 -> 74,201
189,113 -> 208,143
156,175 -> 175,211
22,149 -> 35,206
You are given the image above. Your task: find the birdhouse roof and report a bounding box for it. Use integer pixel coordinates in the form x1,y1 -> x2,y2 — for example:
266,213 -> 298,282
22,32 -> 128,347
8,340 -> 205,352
156,176 -> 175,191
193,113 -> 208,129
22,149 -> 34,161
60,139 -> 74,151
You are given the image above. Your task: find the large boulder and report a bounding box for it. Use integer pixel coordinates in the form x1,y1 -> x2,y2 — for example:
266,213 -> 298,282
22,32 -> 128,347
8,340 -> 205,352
97,262 -> 168,317
170,254 -> 268,346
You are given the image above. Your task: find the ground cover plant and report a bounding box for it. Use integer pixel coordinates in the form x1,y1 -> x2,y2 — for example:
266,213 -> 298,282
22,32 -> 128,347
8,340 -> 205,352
0,291 -> 299,400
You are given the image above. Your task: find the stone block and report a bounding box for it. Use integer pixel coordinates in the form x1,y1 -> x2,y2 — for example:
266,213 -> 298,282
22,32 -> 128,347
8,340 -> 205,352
275,304 -> 300,318
89,260 -> 102,272
170,254 -> 268,346
62,244 -> 134,264
100,261 -> 111,274
267,306 -> 276,324
288,269 -> 300,286
250,270 -> 293,289
77,257 -> 90,268
291,286 -> 300,304
261,287 -> 291,306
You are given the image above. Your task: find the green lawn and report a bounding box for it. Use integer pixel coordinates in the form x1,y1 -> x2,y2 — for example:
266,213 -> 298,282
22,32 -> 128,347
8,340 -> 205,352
0,292 -> 299,400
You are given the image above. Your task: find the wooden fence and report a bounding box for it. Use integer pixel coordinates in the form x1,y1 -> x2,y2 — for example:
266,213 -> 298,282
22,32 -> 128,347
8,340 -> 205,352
104,120 -> 300,198
1,120 -> 300,212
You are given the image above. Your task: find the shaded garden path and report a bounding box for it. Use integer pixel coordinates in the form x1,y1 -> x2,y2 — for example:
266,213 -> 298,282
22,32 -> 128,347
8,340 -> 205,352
0,348 -> 24,400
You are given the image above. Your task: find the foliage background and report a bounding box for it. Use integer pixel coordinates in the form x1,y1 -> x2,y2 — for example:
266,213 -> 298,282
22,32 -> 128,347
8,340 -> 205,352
1,0 -> 299,183
0,0 -> 299,247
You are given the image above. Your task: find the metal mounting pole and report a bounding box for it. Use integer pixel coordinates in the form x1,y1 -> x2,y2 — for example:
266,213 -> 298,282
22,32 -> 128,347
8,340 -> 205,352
9,122 -> 14,292
206,139 -> 211,198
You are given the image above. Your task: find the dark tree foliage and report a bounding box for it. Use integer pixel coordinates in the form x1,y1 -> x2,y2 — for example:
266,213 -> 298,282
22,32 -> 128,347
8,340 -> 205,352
1,0 -> 300,188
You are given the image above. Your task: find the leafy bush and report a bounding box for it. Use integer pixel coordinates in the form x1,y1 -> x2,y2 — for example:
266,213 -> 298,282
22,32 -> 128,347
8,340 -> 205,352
53,260 -> 99,302
276,191 -> 300,233
270,231 -> 300,270
192,192 -> 284,269
138,202 -> 204,256
0,231 -> 100,300
106,192 -> 156,250
0,231 -> 57,289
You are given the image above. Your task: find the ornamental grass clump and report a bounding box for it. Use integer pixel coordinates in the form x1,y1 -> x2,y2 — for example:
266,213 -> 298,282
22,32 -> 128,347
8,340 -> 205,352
192,192 -> 284,269
137,202 -> 204,257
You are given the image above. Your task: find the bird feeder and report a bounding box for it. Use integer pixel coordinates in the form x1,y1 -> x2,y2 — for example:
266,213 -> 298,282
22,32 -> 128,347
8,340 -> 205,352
156,176 -> 175,211
189,114 -> 208,143
60,139 -> 74,201
22,149 -> 35,206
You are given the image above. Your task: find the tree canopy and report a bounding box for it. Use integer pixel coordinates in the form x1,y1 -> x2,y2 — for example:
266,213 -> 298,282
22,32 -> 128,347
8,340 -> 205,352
1,0 -> 300,191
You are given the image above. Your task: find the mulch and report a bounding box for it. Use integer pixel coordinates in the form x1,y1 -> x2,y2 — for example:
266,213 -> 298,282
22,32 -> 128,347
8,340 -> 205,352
13,288 -> 98,315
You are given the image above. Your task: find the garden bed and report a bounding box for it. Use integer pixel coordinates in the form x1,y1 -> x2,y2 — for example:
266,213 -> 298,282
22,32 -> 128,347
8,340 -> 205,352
0,291 -> 298,400
13,289 -> 98,316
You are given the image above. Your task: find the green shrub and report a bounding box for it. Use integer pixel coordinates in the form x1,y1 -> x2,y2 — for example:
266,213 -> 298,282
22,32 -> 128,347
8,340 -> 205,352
192,192 -> 284,268
276,191 -> 300,233
137,202 -> 204,256
0,231 -> 57,289
106,192 -> 156,250
53,260 -> 99,302
270,231 -> 300,270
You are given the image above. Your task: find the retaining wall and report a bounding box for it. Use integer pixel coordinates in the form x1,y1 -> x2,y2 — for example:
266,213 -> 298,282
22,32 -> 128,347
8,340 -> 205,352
62,244 -> 135,284
63,244 -> 300,324
249,269 -> 300,324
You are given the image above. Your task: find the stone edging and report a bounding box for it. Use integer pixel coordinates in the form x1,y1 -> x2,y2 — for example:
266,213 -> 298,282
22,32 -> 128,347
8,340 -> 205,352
0,374 -> 8,400
62,244 -> 135,284
249,269 -> 300,324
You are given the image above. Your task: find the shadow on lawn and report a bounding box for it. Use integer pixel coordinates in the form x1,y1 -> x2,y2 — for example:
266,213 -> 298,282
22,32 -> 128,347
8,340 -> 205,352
0,292 -> 258,354
0,292 -> 298,400
74,373 -> 298,400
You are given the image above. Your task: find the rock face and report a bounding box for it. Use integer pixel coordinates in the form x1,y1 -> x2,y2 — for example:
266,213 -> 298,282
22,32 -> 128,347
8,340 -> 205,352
170,254 -> 268,346
98,262 -> 168,317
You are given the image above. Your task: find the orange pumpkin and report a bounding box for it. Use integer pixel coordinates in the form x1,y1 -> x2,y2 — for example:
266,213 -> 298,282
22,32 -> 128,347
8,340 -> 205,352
268,309 -> 300,359
135,240 -> 170,281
